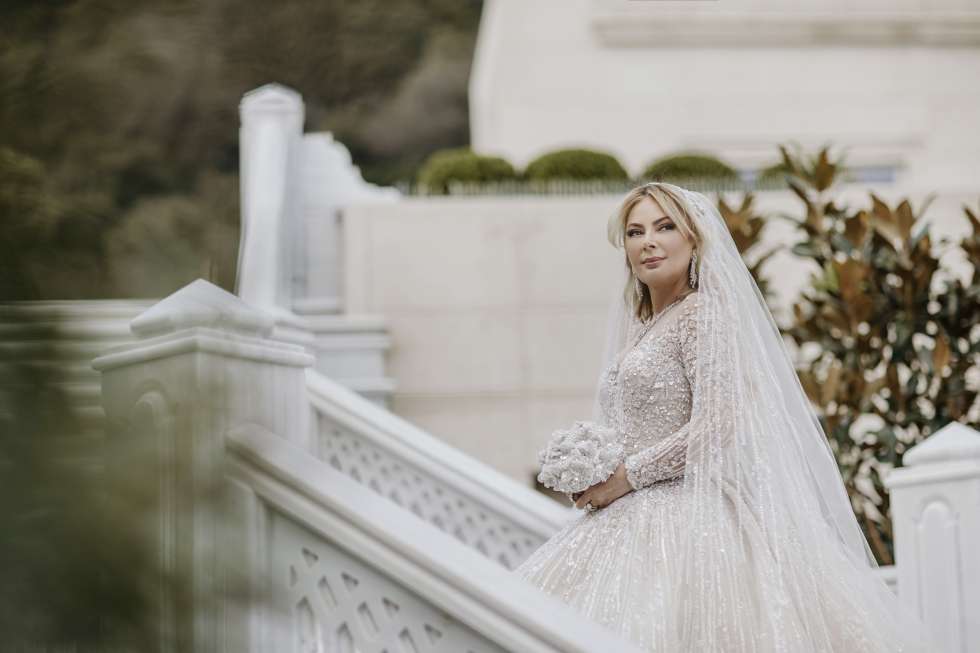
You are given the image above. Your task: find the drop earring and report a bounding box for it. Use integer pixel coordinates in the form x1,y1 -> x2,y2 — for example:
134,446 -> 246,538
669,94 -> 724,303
688,250 -> 699,288
634,275 -> 644,301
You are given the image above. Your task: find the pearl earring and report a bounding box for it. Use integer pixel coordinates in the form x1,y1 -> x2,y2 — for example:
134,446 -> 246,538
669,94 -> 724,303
689,250 -> 699,288
634,275 -> 644,301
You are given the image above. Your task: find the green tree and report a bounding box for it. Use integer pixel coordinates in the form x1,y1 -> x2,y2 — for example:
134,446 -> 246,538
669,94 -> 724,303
0,0 -> 483,299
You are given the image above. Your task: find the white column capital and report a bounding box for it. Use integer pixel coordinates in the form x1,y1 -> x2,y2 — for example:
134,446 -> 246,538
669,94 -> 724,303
239,83 -> 304,124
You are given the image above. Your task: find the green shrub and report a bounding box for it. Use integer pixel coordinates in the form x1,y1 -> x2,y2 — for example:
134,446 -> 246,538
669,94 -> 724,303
640,153 -> 739,182
756,161 -> 791,187
780,143 -> 980,565
416,147 -> 518,194
523,148 -> 628,181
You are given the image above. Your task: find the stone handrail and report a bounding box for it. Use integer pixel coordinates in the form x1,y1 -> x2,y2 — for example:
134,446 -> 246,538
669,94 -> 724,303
306,369 -> 575,571
226,423 -> 644,653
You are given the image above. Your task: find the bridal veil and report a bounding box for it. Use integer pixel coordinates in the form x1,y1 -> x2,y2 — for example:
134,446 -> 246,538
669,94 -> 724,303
591,183 -> 936,651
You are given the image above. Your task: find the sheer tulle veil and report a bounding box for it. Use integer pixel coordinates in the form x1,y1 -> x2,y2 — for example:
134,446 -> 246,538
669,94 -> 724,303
591,183 -> 936,651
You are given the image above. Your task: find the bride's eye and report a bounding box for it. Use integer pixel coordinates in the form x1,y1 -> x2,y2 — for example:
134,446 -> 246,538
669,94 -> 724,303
627,229 -> 641,237
659,224 -> 674,231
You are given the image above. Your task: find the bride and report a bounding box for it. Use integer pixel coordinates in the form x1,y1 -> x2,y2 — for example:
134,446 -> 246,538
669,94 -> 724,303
512,182 -> 937,651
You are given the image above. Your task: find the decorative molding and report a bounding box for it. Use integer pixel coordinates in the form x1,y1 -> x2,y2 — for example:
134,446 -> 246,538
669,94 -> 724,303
292,296 -> 344,315
92,326 -> 313,372
590,11 -> 980,48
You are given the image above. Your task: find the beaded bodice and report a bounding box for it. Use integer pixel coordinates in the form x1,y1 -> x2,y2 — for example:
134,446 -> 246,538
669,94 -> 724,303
596,292 -> 700,489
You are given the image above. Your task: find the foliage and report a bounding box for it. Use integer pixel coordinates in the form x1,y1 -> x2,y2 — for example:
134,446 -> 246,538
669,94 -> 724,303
103,171 -> 240,296
756,161 -> 791,187
0,310 -> 260,649
707,192 -> 782,300
416,147 -> 518,194
779,144 -> 980,564
0,318 -> 155,650
640,153 -> 739,183
0,147 -> 51,299
0,0 -> 482,299
523,148 -> 629,182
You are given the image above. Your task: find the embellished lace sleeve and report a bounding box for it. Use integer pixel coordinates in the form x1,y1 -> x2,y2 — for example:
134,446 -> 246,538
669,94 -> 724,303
623,296 -> 701,491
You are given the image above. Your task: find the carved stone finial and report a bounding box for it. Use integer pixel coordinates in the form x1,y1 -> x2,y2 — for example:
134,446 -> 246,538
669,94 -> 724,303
130,278 -> 275,338
239,83 -> 304,120
903,421 -> 980,466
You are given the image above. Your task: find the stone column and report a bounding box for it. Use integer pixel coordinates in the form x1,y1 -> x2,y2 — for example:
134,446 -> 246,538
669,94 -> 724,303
236,83 -> 315,349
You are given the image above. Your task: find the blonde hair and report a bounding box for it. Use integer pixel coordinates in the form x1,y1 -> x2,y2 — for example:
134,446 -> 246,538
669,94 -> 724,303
608,182 -> 704,321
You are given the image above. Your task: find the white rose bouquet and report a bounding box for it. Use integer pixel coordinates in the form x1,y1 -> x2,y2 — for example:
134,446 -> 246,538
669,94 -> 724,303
536,420 -> 624,500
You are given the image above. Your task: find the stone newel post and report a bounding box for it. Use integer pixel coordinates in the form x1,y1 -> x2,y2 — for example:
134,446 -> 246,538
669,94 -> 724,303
885,421 -> 980,653
93,279 -> 313,651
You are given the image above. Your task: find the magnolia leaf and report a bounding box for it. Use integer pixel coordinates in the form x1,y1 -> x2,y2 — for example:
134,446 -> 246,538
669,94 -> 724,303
792,242 -> 819,258
787,178 -> 810,205
821,362 -> 842,405
895,200 -> 915,241
814,148 -> 835,191
933,333 -> 950,374
834,258 -> 868,305
844,211 -> 870,247
823,261 -> 840,293
798,370 -> 821,403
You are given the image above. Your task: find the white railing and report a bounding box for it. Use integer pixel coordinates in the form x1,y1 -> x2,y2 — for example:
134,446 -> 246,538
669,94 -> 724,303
306,370 -> 574,571
226,423 -> 642,653
0,299 -> 152,429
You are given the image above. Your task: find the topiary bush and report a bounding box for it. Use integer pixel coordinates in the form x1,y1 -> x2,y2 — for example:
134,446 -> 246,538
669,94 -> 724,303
640,153 -> 739,183
415,147 -> 518,195
523,148 -> 628,182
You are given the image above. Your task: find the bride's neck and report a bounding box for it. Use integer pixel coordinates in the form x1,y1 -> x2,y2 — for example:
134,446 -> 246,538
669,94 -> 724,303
650,280 -> 695,315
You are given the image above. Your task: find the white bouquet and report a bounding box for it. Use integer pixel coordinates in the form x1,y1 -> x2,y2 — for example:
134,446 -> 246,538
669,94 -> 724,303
536,420 -> 624,498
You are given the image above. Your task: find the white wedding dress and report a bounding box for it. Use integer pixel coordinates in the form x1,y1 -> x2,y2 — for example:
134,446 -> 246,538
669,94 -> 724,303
511,292 -> 918,652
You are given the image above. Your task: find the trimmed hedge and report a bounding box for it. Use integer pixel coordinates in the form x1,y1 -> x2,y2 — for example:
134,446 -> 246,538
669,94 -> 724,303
524,148 -> 628,181
640,154 -> 739,182
416,147 -> 518,194
756,161 -> 791,186
413,147 -> 763,193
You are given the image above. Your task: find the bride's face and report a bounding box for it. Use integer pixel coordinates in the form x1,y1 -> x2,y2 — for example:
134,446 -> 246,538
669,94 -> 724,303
625,196 -> 694,289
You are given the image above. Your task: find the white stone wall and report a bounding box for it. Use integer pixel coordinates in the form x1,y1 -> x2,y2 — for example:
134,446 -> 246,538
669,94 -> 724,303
470,0 -> 980,192
342,187 -> 977,484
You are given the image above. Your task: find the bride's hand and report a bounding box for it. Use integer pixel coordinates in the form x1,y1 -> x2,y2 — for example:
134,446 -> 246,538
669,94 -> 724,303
574,463 -> 633,510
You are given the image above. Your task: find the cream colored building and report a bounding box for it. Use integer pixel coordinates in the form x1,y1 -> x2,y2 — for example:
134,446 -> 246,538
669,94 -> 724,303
470,0 -> 980,192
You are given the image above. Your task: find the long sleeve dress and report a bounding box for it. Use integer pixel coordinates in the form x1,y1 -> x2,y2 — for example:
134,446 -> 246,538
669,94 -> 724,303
510,291 -> 911,652
511,292 -> 711,650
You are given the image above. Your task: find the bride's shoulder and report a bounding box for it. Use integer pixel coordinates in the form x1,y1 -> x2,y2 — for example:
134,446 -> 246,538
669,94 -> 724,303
678,290 -> 700,314
674,291 -> 700,340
